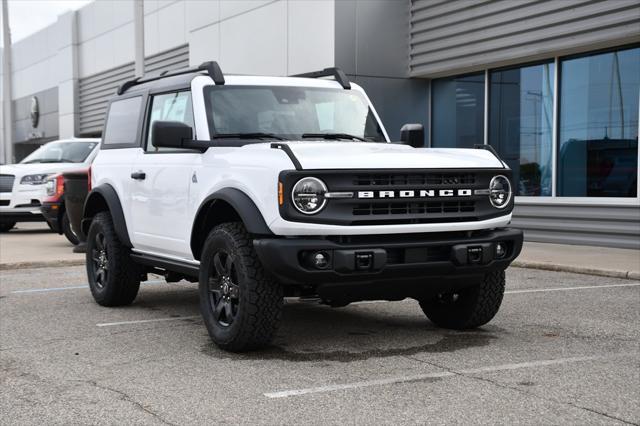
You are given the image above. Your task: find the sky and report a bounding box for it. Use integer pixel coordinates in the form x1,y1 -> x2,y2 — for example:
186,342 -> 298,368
1,0 -> 92,44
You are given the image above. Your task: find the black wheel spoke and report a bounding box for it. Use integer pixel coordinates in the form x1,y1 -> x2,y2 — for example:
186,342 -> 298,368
213,299 -> 225,321
95,233 -> 104,250
225,255 -> 233,275
213,253 -> 227,276
223,302 -> 234,324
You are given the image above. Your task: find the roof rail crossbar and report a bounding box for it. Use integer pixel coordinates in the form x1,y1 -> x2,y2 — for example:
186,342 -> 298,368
292,67 -> 351,90
116,61 -> 225,95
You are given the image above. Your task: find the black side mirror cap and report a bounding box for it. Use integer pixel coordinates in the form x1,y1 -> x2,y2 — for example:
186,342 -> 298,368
151,121 -> 206,151
400,123 -> 424,148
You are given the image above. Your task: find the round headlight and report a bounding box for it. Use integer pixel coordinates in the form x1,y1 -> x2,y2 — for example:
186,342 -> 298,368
489,175 -> 512,209
291,177 -> 327,215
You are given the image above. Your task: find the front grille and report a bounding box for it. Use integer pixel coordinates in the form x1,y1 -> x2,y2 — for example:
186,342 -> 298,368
0,200 -> 9,206
353,201 -> 475,216
353,173 -> 475,186
0,174 -> 15,193
279,169 -> 512,226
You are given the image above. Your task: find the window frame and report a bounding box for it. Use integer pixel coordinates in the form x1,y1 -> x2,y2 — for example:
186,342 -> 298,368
142,85 -> 196,154
100,93 -> 147,150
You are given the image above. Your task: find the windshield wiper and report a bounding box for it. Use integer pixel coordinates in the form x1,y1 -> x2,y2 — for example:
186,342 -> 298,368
301,133 -> 367,142
212,132 -> 286,141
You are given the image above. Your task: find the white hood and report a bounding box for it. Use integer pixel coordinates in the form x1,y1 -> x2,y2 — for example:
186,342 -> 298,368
264,142 -> 505,170
0,163 -> 88,178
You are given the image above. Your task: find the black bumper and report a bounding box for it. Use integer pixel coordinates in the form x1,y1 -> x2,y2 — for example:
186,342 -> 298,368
41,202 -> 63,233
254,228 -> 523,288
0,211 -> 44,224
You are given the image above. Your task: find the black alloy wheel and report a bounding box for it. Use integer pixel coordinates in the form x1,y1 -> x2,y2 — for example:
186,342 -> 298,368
91,231 -> 108,290
208,251 -> 241,326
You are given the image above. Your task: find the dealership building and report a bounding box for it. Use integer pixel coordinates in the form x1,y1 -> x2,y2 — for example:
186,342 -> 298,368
0,0 -> 638,248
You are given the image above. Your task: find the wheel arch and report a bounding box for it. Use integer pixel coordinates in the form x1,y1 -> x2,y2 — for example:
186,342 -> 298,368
191,188 -> 273,260
82,184 -> 132,247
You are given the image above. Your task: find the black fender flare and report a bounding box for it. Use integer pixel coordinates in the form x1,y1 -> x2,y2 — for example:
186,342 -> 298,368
82,184 -> 132,247
191,188 -> 273,259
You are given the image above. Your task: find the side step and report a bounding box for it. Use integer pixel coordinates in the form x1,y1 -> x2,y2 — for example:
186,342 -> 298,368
130,253 -> 200,278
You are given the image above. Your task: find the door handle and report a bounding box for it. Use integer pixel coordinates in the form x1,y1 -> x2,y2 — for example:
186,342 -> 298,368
131,171 -> 146,180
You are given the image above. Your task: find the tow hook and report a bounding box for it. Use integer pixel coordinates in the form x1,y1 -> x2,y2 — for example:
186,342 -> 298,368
451,243 -> 495,265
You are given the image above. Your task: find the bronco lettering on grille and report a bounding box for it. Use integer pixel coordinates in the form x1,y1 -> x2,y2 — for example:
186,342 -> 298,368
357,189 -> 473,199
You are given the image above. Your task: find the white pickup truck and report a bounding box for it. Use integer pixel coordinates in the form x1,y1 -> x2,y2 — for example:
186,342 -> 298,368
82,62 -> 522,352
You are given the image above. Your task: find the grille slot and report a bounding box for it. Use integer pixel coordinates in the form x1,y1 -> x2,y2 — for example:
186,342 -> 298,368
0,174 -> 15,193
353,201 -> 476,216
352,173 -> 475,186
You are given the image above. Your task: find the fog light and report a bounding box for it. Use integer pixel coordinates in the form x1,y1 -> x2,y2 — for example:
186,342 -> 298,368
495,242 -> 506,259
312,251 -> 330,269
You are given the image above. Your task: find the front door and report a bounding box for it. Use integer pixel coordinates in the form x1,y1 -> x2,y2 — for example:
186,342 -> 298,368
129,90 -> 200,259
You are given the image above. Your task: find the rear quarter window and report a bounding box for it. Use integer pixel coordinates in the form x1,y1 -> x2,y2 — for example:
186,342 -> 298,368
103,96 -> 143,146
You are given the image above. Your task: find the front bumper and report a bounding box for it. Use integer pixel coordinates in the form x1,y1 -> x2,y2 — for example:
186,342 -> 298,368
0,185 -> 46,224
0,206 -> 43,223
254,228 -> 523,290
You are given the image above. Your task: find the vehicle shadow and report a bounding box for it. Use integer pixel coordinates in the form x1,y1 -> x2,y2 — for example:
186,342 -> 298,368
128,286 -> 500,362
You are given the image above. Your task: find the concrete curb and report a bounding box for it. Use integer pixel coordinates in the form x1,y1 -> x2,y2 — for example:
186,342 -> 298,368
1,258 -> 638,280
0,259 -> 85,271
512,260 -> 640,280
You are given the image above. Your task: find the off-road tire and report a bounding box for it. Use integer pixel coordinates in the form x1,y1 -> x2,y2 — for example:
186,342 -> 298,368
199,222 -> 283,352
62,211 -> 79,245
86,211 -> 140,306
418,270 -> 505,329
0,222 -> 15,232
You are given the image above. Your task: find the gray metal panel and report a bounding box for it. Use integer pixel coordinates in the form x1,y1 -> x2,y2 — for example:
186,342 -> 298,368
78,45 -> 189,136
335,0 -> 410,78
409,0 -> 640,77
12,87 -> 58,143
512,203 -> 640,249
78,63 -> 134,136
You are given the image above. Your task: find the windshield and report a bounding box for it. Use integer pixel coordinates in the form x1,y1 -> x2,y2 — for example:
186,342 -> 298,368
20,141 -> 98,164
204,85 -> 386,142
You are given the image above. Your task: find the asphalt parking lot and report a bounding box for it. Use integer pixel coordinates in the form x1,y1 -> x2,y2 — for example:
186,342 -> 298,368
1,263 -> 638,424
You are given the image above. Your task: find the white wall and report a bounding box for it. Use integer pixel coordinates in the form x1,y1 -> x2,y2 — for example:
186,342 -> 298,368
188,0 -> 335,75
77,0 -> 135,78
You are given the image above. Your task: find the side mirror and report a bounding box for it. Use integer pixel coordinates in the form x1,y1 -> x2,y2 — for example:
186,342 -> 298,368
151,121 -> 196,150
400,123 -> 424,148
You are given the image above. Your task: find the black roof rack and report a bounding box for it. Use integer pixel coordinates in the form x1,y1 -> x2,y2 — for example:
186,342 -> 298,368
117,61 -> 225,95
292,67 -> 351,90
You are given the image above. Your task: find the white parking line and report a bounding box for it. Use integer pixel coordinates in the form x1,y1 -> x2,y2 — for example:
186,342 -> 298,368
11,285 -> 90,294
10,279 -> 167,294
264,353 -> 636,398
505,282 -> 640,294
96,315 -> 200,327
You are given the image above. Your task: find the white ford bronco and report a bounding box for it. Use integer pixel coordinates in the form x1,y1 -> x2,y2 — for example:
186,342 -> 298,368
82,62 -> 523,352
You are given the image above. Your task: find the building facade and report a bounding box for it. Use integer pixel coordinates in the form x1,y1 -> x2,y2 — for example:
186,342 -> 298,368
1,0 -> 638,248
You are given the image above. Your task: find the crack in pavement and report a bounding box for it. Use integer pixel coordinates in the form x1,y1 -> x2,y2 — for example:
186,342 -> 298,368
403,355 -> 638,425
82,380 -> 178,426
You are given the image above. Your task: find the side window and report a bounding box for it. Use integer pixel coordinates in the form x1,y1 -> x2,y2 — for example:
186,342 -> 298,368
146,91 -> 195,152
103,96 -> 143,146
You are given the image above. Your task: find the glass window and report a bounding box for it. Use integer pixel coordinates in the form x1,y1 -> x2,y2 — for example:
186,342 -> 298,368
489,62 -> 554,196
431,73 -> 485,148
20,141 -> 98,164
146,91 -> 194,152
204,86 -> 385,142
103,97 -> 142,145
558,47 -> 639,197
